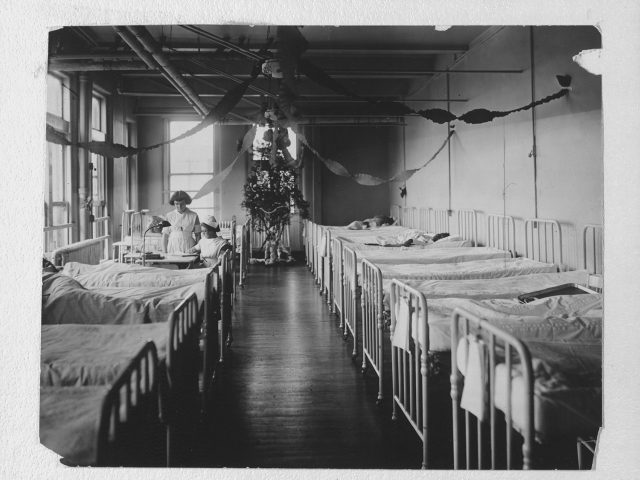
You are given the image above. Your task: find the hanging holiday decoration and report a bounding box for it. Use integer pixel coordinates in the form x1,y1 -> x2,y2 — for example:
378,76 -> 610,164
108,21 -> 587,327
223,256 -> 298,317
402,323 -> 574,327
191,125 -> 257,200
296,130 -> 454,187
399,186 -> 408,198
45,64 -> 261,159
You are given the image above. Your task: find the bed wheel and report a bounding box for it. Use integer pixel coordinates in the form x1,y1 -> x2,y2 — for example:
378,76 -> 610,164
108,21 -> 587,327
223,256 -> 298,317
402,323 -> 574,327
375,398 -> 383,407
343,333 -> 348,341
361,365 -> 367,375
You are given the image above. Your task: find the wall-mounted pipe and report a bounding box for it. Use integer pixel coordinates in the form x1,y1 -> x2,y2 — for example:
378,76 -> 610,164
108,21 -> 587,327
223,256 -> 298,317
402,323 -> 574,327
114,26 -> 209,117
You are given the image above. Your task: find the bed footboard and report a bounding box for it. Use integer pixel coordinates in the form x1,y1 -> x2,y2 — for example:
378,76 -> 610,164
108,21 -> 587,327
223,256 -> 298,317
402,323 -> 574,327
97,341 -> 161,466
330,237 -> 343,323
361,258 -> 384,404
342,246 -> 359,358
450,307 -> 534,470
389,279 -> 430,469
52,235 -> 111,266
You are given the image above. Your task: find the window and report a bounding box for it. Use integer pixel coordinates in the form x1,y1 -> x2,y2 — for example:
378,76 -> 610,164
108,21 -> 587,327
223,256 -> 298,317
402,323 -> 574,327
169,121 -> 214,220
252,125 -> 297,161
44,74 -> 71,252
91,93 -> 108,236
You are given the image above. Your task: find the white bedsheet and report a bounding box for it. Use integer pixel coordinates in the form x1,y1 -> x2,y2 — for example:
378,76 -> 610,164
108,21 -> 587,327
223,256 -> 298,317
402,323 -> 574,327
364,257 -> 556,285
381,269 -> 589,310
356,246 -> 510,266
61,261 -> 214,288
43,274 -> 149,325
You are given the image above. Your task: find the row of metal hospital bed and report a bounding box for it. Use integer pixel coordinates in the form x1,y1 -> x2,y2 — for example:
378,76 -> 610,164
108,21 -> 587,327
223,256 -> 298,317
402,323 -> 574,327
304,206 -> 603,470
41,213 -> 261,467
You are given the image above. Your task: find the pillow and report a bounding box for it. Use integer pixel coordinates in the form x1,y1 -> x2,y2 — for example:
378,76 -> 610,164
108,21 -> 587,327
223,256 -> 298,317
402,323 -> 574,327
347,220 -> 364,230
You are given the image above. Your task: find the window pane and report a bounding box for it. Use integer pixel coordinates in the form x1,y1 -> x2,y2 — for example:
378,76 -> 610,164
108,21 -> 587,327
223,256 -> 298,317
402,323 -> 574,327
252,126 -> 297,160
169,121 -> 214,173
169,174 -> 211,192
47,74 -> 63,116
92,96 -> 101,130
189,193 -> 214,211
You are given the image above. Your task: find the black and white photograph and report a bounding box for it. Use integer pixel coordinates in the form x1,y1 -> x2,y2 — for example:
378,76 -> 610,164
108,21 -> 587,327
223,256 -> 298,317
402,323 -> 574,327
1,0 -> 640,478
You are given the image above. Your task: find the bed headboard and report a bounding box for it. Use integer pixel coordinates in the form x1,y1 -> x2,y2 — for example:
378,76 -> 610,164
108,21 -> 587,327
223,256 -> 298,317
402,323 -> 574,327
457,209 -> 478,246
487,214 -> 516,255
51,235 -> 111,266
431,208 -> 450,234
583,224 -> 603,292
390,205 -> 401,225
524,218 -> 563,266
406,207 -> 418,229
418,207 -> 429,232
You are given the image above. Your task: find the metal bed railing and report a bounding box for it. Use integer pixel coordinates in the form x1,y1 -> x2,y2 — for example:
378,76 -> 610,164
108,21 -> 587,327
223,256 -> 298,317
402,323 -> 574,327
450,307 -> 535,470
457,209 -> 478,246
330,236 -> 344,325
431,208 -> 450,234
524,218 -> 563,266
342,246 -> 359,358
390,280 -> 430,469
487,214 -> 517,255
51,235 -> 111,266
96,341 -> 160,466
361,258 -> 385,404
583,224 -> 603,292
418,207 -> 430,232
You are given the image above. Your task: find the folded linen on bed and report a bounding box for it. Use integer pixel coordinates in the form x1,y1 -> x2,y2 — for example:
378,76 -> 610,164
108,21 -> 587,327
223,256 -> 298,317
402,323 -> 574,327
61,262 -> 214,288
42,274 -> 149,325
40,386 -> 107,465
41,324 -> 169,387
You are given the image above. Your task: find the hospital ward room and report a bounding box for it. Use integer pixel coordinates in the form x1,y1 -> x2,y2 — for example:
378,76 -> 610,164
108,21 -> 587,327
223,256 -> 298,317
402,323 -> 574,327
36,23 -> 613,471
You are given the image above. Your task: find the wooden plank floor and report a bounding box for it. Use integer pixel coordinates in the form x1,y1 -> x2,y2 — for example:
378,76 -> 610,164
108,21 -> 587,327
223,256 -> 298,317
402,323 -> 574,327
185,262 -> 442,469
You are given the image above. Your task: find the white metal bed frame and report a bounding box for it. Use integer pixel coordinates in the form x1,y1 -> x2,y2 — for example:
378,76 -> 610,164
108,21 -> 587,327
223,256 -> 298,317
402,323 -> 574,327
487,214 -> 517,256
387,219 -> 598,470
583,224 -> 603,292
360,214 -> 518,405
450,307 -> 535,470
390,280 -> 430,468
524,218 -> 563,266
457,209 -> 478,246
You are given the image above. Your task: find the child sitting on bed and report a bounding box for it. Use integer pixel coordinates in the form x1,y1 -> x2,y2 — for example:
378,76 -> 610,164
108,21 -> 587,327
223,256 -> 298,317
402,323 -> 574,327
188,215 -> 232,267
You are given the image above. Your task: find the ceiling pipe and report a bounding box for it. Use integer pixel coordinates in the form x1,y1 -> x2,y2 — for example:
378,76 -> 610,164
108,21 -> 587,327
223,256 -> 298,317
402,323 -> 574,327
113,26 -> 206,117
122,26 -> 210,117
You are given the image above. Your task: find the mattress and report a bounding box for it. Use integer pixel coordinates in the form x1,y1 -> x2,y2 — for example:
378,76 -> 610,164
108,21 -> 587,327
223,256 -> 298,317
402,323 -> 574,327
427,292 -> 602,353
363,257 -> 556,286
452,295 -> 602,441
40,386 -> 107,465
356,246 -> 510,266
41,324 -> 169,387
61,262 -> 214,288
381,269 -> 590,310
42,274 -> 149,325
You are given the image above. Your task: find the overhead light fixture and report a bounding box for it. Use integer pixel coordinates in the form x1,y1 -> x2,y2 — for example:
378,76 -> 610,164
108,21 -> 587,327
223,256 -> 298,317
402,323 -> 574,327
262,59 -> 284,78
573,49 -> 603,76
435,25 -> 452,32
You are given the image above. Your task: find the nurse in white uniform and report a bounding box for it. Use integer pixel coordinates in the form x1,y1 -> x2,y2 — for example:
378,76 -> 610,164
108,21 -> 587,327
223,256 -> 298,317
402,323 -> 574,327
162,190 -> 201,254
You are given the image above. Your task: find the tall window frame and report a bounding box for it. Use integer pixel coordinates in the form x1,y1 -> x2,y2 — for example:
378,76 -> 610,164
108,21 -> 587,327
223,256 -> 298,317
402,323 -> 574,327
90,91 -> 108,236
44,73 -> 72,253
167,120 -> 215,221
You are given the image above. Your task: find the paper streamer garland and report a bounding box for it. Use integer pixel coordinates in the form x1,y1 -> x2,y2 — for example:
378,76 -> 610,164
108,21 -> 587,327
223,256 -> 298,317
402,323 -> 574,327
191,125 -> 257,200
297,130 -> 454,186
45,65 -> 260,159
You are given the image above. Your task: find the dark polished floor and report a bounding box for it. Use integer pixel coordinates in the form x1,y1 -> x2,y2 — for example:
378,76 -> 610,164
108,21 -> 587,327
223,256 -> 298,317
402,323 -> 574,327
186,262 -> 440,469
